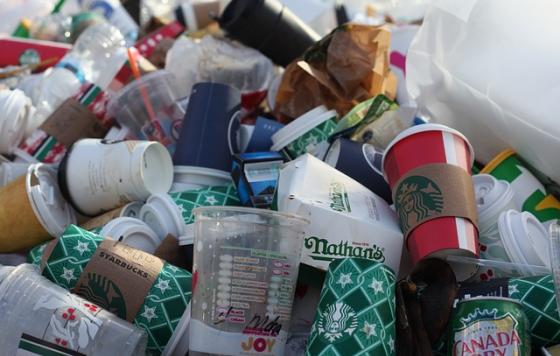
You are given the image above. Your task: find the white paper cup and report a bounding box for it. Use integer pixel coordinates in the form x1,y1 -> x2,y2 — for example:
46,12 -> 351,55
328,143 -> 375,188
59,139 -> 173,216
170,166 -> 232,193
498,210 -> 550,275
139,194 -> 185,239
100,217 -> 161,254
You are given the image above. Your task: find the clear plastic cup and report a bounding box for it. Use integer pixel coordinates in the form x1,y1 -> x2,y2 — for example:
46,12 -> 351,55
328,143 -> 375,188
190,206 -> 308,356
108,70 -> 183,154
0,264 -> 147,355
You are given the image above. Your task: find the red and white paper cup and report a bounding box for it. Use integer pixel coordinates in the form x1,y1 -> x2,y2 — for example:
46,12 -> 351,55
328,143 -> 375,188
383,123 -> 479,281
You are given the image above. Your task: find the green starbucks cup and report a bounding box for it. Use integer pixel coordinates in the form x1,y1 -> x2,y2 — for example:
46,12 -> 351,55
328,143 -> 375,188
39,224 -> 192,355
306,258 -> 396,355
482,149 -> 560,225
271,106 -> 338,160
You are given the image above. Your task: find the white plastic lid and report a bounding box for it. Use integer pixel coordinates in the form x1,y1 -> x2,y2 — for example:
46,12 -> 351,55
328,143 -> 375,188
473,174 -> 514,224
499,210 -> 550,274
0,89 -> 31,154
139,194 -> 185,239
26,164 -> 77,237
382,123 -> 475,179
271,106 -> 335,151
100,217 -> 161,254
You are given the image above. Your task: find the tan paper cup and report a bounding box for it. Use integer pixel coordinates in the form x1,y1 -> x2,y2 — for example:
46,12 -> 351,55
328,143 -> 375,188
0,164 -> 76,252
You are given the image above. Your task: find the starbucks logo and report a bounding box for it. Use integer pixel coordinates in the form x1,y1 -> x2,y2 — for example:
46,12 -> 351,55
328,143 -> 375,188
74,273 -> 126,319
395,176 -> 444,232
317,302 -> 358,343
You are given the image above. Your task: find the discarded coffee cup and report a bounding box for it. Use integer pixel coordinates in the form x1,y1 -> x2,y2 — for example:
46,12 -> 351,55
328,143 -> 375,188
59,139 -> 173,216
140,185 -> 241,242
383,124 -> 479,281
482,149 -> 560,226
271,106 -> 337,160
324,138 -> 392,203
219,0 -> 320,67
306,258 -> 397,355
40,225 -> 192,354
174,82 -> 241,173
245,116 -> 285,152
0,264 -> 147,355
190,206 -> 308,355
0,164 -> 76,252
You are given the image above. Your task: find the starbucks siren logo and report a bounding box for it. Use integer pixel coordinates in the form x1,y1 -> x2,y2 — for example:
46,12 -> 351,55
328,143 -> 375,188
395,176 -> 443,232
317,301 -> 358,343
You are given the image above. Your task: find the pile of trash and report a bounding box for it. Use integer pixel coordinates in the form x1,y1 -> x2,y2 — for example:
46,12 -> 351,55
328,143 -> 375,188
1,0 -> 560,355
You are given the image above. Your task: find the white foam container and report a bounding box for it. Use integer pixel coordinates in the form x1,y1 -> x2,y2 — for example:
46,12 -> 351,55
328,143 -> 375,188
100,217 -> 161,254
170,166 -> 231,193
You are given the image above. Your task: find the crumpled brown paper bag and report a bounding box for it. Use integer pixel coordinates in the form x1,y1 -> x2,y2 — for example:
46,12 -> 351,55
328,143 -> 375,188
274,23 -> 397,122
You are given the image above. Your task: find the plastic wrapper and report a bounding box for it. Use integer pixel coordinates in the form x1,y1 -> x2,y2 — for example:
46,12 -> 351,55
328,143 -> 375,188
165,35 -> 275,97
407,0 -> 560,184
274,23 -> 397,122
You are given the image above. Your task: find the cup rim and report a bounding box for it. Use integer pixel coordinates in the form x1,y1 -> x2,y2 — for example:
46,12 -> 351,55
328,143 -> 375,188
193,206 -> 310,226
270,106 -> 334,151
382,123 -> 475,180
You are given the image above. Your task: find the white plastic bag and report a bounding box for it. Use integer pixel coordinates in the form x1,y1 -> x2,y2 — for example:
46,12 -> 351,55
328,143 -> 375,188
407,0 -> 560,183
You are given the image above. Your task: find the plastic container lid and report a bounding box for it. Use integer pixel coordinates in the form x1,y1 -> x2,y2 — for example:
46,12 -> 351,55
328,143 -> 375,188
498,210 -> 550,275
473,174 -> 515,227
26,164 -> 77,237
0,90 -> 32,154
270,106 -> 333,151
162,303 -> 191,356
139,194 -> 185,239
100,217 -> 161,254
382,123 -> 475,180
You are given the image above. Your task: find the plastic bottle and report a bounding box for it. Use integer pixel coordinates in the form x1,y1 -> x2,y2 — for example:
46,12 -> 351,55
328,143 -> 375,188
78,0 -> 139,45
59,22 -> 127,89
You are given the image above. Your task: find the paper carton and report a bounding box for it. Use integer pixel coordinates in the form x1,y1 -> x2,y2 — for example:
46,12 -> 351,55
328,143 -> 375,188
277,154 -> 403,274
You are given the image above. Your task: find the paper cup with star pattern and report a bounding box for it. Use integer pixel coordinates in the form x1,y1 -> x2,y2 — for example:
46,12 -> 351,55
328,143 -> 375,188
39,224 -> 192,355
306,258 -> 397,356
271,106 -> 338,160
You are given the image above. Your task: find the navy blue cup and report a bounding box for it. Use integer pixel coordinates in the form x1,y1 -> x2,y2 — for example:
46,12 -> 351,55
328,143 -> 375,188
324,138 -> 392,203
245,116 -> 284,152
173,82 -> 241,172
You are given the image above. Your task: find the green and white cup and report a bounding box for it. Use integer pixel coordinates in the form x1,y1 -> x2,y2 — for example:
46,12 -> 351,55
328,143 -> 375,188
40,225 -> 192,355
140,185 -> 241,244
482,149 -> 560,226
306,258 -> 396,356
271,106 -> 338,160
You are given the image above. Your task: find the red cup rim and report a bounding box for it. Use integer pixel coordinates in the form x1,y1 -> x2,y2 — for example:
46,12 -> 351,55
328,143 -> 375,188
381,123 -> 475,181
